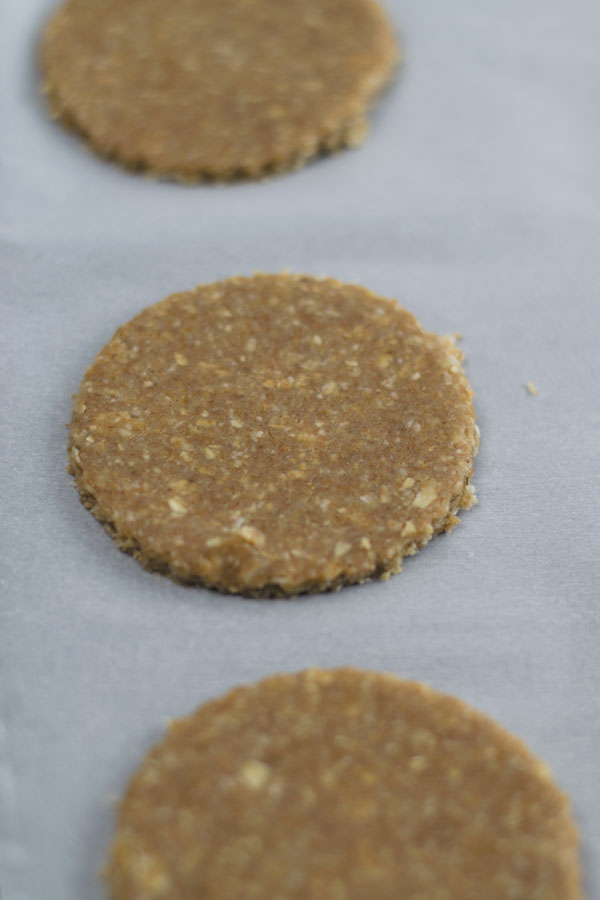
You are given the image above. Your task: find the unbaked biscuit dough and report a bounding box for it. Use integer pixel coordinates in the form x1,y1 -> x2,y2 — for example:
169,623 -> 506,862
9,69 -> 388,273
41,0 -> 399,179
106,668 -> 583,900
68,274 -> 478,596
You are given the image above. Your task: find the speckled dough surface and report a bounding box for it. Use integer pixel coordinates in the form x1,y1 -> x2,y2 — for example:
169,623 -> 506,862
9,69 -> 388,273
68,274 -> 478,596
106,668 -> 582,900
41,0 -> 399,179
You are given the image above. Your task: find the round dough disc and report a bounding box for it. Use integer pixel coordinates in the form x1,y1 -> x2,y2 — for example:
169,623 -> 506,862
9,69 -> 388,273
68,274 -> 478,596
41,0 -> 399,179
106,668 -> 582,900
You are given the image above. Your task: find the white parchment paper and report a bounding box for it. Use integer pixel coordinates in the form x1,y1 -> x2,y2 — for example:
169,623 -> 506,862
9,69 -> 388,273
1,0 -> 599,897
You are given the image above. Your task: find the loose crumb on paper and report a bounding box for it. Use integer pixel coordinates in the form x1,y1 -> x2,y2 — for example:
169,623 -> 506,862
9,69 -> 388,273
526,380 -> 538,396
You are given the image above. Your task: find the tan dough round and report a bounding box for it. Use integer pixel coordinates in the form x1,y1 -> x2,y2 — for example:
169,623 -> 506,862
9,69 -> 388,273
41,0 -> 399,179
106,668 -> 582,900
68,274 -> 478,596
